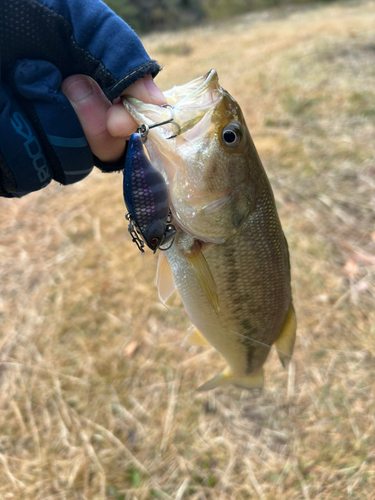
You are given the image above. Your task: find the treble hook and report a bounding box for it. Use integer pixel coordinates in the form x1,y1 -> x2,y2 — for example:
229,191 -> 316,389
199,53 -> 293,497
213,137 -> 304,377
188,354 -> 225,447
162,104 -> 181,139
132,104 -> 180,142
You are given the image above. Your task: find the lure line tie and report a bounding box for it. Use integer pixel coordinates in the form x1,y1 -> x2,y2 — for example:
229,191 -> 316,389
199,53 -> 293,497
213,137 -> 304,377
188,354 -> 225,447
135,104 -> 179,141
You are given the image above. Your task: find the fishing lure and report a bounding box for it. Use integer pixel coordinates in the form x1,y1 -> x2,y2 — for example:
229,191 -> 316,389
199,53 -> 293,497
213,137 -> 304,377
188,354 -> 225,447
123,132 -> 176,253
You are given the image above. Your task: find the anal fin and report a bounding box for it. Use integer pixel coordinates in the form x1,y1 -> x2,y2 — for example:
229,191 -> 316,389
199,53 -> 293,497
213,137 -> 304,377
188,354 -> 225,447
197,368 -> 264,392
182,326 -> 211,347
274,302 -> 297,369
184,244 -> 220,314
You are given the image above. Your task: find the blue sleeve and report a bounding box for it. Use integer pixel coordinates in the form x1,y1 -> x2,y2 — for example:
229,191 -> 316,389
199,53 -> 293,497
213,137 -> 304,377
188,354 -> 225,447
0,0 -> 162,197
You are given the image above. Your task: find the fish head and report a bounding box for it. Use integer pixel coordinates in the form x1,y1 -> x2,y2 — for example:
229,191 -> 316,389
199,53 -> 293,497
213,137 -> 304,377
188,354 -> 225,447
123,70 -> 257,243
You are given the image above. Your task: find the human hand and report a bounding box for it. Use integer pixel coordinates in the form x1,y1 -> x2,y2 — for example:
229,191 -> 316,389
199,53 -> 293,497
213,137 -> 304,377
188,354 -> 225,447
61,74 -> 166,165
0,0 -> 162,197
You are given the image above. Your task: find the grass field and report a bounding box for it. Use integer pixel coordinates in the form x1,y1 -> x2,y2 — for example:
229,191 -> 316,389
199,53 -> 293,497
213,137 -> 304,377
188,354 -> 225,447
1,1 -> 375,498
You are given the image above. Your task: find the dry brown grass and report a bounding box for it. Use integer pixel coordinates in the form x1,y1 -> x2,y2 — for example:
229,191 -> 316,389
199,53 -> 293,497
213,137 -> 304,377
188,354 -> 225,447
1,1 -> 375,498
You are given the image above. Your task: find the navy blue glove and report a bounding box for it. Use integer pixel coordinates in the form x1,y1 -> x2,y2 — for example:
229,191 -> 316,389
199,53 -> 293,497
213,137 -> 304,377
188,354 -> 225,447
0,0 -> 161,197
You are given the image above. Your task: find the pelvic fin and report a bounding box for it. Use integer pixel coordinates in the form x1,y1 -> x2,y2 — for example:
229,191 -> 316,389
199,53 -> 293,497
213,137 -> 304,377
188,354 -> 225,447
184,245 -> 220,314
156,252 -> 176,305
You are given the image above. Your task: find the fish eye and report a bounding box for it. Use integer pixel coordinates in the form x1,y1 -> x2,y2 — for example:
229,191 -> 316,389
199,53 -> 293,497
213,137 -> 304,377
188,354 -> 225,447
221,123 -> 242,148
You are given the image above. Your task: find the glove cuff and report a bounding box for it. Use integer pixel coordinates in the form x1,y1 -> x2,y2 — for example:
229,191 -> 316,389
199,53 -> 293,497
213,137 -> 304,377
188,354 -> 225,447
93,141 -> 128,174
104,60 -> 162,101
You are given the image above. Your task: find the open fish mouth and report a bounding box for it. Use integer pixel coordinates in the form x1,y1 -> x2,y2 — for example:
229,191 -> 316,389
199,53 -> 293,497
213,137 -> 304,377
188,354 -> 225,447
164,69 -> 223,138
123,69 -> 222,140
164,69 -> 221,108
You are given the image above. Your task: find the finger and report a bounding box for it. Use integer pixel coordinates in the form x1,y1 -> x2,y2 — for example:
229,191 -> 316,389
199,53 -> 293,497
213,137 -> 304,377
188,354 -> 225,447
106,103 -> 138,139
107,75 -> 166,139
61,75 -> 125,163
123,74 -> 166,104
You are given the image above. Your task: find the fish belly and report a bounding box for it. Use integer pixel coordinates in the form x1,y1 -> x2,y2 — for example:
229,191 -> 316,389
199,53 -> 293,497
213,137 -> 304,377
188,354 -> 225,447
166,236 -> 249,376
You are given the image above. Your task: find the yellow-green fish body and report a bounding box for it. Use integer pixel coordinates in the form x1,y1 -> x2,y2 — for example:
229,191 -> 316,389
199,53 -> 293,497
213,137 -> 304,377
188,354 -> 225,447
124,70 -> 296,391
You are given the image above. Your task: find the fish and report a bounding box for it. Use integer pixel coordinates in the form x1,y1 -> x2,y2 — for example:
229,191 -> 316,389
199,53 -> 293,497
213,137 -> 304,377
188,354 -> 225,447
123,132 -> 176,252
123,69 -> 296,391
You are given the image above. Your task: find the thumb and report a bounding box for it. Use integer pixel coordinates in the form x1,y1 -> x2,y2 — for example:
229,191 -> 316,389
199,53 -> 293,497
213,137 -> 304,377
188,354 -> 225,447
107,75 -> 167,139
121,74 -> 166,105
62,75 -> 126,163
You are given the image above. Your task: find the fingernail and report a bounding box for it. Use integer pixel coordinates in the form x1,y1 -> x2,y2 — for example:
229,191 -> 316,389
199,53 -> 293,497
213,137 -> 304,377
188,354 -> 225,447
143,77 -> 166,104
63,78 -> 93,103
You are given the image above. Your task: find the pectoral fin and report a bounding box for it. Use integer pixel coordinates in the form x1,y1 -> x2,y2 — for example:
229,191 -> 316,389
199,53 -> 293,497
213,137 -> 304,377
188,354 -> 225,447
197,368 -> 264,392
184,245 -> 220,314
182,326 -> 211,347
274,302 -> 297,369
156,252 -> 176,305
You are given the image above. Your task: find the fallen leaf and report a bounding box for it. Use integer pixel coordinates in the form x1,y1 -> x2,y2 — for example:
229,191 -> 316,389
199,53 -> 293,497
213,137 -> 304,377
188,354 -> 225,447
344,258 -> 358,277
125,341 -> 139,358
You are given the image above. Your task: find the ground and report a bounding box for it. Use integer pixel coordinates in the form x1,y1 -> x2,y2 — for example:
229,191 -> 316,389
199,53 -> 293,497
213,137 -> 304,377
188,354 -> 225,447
0,1 -> 375,498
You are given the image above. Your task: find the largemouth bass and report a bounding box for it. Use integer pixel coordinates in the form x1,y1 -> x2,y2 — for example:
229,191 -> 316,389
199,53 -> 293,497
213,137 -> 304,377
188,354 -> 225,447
123,70 -> 296,391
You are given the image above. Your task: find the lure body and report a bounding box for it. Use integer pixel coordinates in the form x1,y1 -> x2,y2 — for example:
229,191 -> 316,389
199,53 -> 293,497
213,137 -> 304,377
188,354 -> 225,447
123,133 -> 172,252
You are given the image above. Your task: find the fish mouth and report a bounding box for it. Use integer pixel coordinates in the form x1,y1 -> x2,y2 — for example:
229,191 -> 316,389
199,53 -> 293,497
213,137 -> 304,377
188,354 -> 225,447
166,69 -> 219,106
122,69 -> 222,139
165,69 -> 222,137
